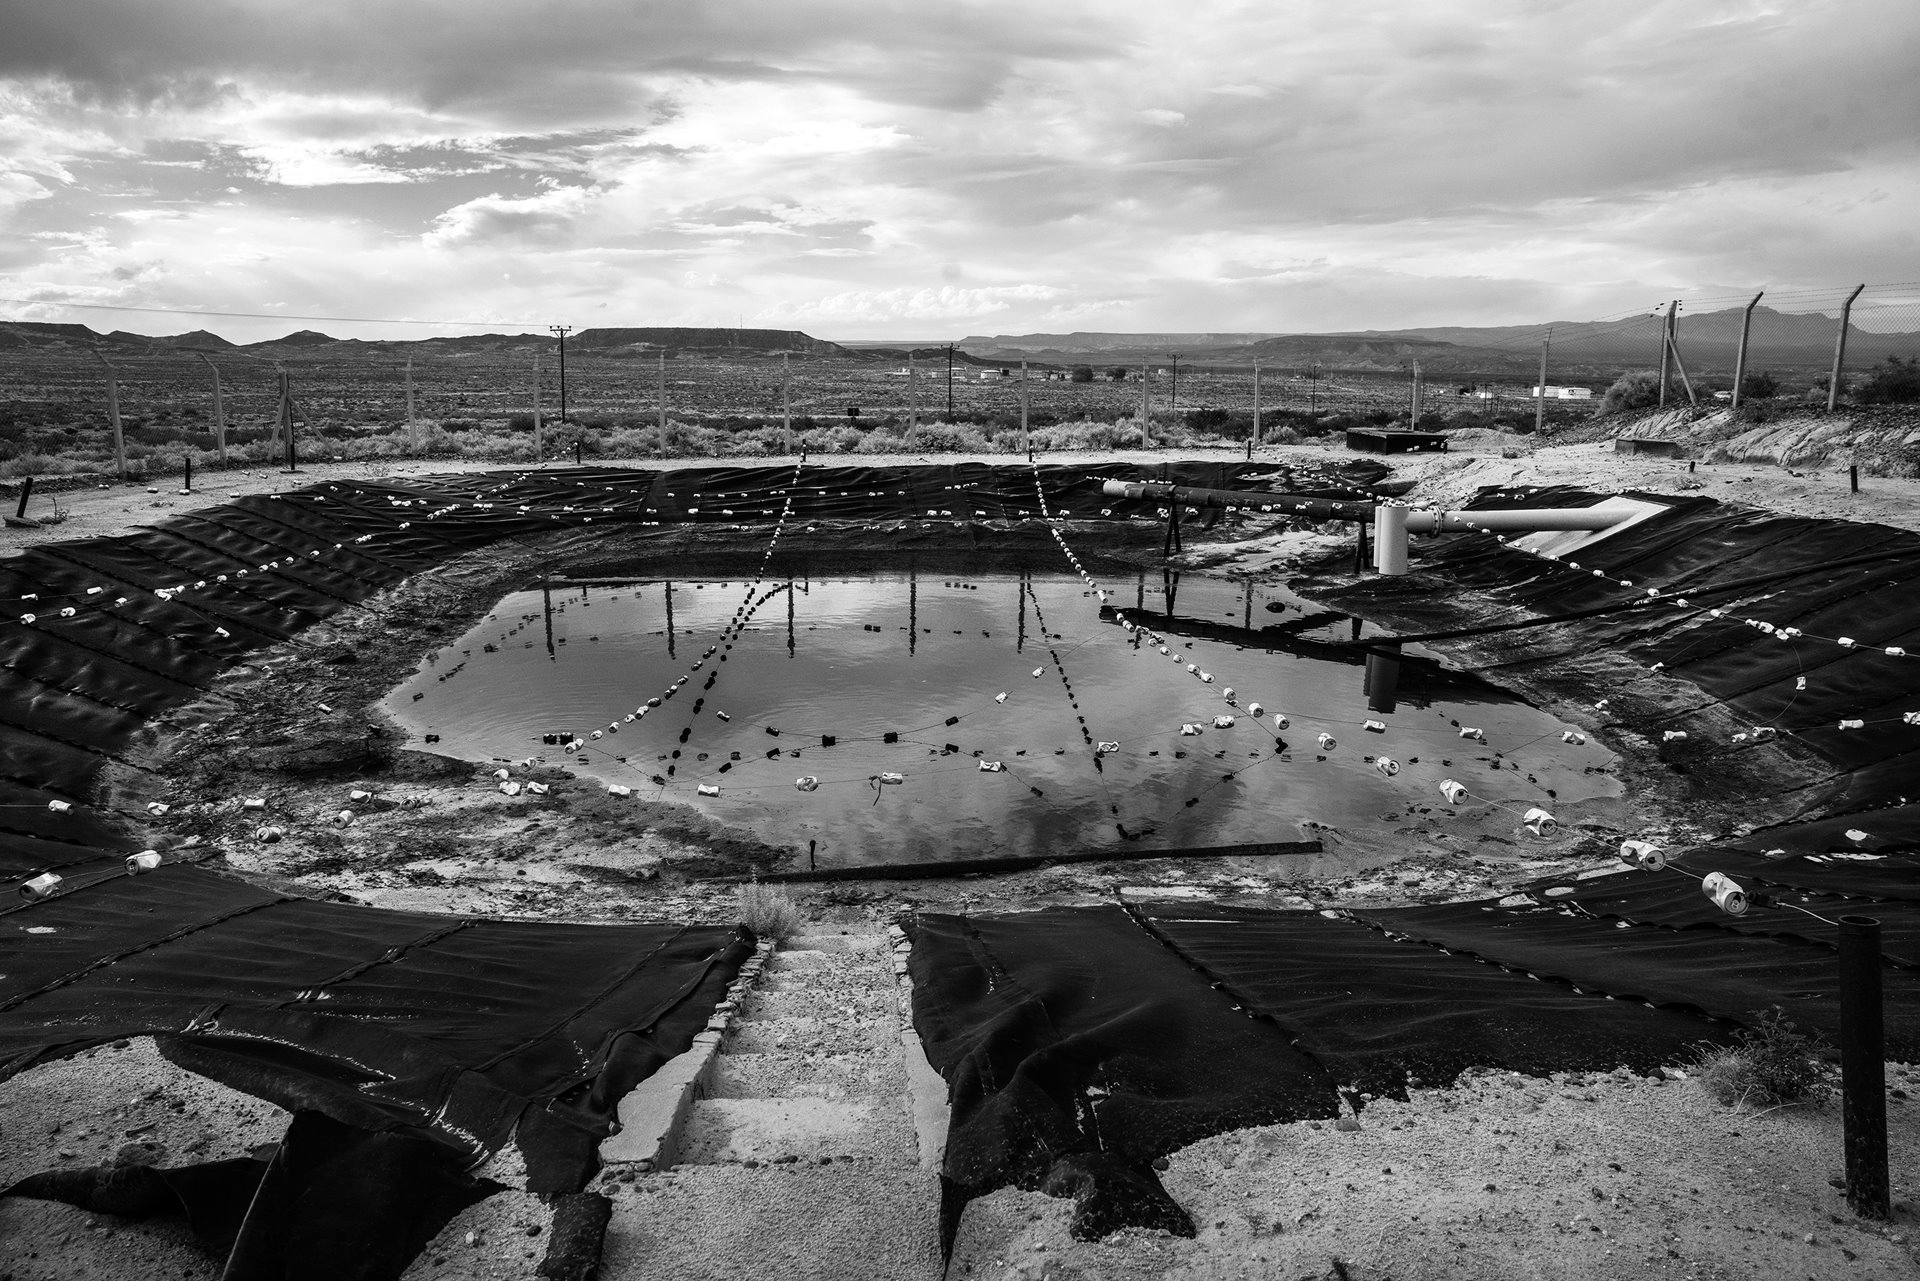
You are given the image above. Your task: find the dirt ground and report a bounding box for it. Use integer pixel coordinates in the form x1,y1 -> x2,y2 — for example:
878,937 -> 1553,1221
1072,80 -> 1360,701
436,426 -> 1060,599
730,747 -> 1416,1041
3,437 -> 1916,1278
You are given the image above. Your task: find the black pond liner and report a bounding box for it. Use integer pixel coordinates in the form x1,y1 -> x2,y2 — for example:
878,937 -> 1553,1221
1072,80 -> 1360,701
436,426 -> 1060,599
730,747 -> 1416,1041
904,484 -> 1920,1248
0,459 -> 1350,1278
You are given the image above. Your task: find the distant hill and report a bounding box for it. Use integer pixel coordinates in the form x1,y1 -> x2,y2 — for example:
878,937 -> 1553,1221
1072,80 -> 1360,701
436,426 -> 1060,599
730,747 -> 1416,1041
570,327 -> 850,358
962,307 -> 1920,379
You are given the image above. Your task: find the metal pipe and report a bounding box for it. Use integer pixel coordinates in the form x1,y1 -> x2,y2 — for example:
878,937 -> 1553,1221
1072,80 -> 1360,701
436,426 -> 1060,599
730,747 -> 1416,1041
1839,914 -> 1889,1219
1829,284 -> 1866,412
1374,505 -> 1409,574
14,476 -> 32,520
1730,291 -> 1763,410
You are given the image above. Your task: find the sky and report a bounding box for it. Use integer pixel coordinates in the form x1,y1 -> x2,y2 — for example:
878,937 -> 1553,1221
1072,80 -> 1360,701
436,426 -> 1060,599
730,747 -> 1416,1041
1,0 -> 1916,342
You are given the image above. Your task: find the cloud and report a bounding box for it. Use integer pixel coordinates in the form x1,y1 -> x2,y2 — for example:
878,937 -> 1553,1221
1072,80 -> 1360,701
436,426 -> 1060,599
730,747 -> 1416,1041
3,1 -> 1918,340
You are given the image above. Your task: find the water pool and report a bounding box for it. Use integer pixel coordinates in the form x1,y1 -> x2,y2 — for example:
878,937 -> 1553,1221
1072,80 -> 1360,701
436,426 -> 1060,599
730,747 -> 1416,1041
384,567 -> 1618,870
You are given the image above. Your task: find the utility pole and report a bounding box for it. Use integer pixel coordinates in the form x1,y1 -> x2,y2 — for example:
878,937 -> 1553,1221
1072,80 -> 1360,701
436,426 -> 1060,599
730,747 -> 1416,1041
1731,291 -> 1764,410
549,325 -> 571,424
90,350 -> 128,481
657,349 -> 667,431
1534,330 -> 1552,434
1411,360 -> 1423,428
945,343 -> 954,420
1664,304 -> 1698,407
1169,354 -> 1181,413
194,351 -> 228,464
1829,284 -> 1866,413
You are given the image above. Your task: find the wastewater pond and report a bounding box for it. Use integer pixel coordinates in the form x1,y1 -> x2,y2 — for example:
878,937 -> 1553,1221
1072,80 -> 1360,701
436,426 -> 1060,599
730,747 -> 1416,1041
384,569 -> 1619,871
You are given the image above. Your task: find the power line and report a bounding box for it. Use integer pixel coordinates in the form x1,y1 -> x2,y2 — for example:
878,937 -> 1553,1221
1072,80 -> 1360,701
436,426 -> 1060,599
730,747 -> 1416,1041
0,296 -> 547,330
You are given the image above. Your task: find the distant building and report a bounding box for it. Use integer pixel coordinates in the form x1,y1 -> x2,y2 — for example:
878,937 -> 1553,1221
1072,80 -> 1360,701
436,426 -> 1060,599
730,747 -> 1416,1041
979,369 -> 1007,381
1531,385 -> 1593,400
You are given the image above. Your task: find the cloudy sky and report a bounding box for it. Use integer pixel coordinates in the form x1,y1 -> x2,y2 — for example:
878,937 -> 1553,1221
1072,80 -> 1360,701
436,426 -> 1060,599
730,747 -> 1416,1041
1,0 -> 1916,341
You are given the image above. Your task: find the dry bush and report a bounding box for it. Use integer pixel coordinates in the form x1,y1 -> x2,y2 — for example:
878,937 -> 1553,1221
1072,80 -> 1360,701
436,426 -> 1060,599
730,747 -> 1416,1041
736,881 -> 805,942
1694,1007 -> 1834,1109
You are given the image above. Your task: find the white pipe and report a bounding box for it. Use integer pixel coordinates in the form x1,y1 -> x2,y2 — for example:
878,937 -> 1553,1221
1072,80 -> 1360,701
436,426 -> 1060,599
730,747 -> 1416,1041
1375,505 -> 1409,575
1403,509 -> 1625,533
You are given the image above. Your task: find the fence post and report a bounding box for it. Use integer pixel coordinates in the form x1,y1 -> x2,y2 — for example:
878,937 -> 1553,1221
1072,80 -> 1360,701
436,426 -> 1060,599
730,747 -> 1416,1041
1730,292 -> 1764,410
404,356 -> 416,452
1410,360 -> 1423,428
276,365 -> 299,472
1535,331 -> 1551,434
657,350 -> 667,433
1658,302 -> 1675,407
1666,306 -> 1698,407
1251,359 -> 1261,449
908,350 -> 918,447
1828,284 -> 1866,413
15,476 -> 34,521
782,352 -> 793,455
1838,914 -> 1889,1219
195,352 -> 228,464
1139,362 -> 1151,449
1020,358 -> 1030,458
90,351 -> 128,481
532,352 -> 543,458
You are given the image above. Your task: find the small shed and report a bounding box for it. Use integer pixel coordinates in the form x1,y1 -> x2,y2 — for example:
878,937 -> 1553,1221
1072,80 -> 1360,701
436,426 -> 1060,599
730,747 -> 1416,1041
1346,429 -> 1449,455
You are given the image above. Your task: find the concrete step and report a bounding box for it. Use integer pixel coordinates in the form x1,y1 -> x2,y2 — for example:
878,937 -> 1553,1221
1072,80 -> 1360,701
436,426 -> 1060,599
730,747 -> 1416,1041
759,962 -> 895,994
783,932 -> 887,954
707,1050 -> 905,1101
600,1165 -> 941,1281
728,1014 -> 899,1057
678,1096 -> 916,1165
743,987 -> 898,1023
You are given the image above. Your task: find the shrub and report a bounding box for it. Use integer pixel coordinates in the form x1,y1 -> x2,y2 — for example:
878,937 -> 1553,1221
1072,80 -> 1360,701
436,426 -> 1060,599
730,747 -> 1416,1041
1599,370 -> 1662,415
1857,356 -> 1920,405
1694,1007 -> 1833,1108
1070,365 -> 1095,383
736,881 -> 804,941
1739,370 -> 1780,400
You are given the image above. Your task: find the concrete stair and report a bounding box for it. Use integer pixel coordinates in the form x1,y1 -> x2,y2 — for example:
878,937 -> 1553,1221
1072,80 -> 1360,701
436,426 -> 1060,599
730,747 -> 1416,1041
597,927 -> 944,1281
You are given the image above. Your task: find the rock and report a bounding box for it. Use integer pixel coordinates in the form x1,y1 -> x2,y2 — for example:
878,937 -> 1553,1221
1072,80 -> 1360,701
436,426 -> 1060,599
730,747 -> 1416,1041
1335,1117 -> 1362,1132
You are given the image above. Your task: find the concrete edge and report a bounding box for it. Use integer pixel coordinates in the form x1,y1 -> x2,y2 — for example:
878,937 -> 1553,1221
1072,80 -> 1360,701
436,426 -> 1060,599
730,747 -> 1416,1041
597,936 -> 775,1171
888,923 -> 950,1173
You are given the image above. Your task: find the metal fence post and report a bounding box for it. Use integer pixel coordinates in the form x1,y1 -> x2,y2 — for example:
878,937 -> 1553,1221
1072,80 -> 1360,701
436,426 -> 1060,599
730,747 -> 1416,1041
1838,914 -> 1889,1220
1730,292 -> 1763,410
1828,284 -> 1866,413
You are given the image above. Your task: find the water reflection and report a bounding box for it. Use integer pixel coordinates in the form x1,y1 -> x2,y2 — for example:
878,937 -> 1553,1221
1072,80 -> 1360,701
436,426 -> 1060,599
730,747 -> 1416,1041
387,568 -> 1616,870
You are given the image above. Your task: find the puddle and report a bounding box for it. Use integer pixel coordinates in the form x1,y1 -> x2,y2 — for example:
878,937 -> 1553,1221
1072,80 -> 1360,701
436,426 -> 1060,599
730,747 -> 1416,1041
384,568 -> 1618,870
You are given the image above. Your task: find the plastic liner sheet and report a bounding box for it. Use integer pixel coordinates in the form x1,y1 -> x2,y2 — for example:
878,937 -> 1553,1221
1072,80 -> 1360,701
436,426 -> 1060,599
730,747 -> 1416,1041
1528,868 -> 1920,967
0,860 -> 752,1193
1360,900 -> 1920,1059
6,1109 -> 501,1281
907,907 -> 1338,1246
1131,902 -> 1722,1096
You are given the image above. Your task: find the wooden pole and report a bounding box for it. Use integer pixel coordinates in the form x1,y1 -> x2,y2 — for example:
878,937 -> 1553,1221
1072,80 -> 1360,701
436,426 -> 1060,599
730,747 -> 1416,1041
277,365 -> 298,471
405,357 -> 416,450
90,351 -> 127,481
1828,284 -> 1866,413
908,351 -> 918,446
658,350 -> 667,432
782,352 -> 793,454
1730,291 -> 1763,410
1411,360 -> 1423,428
1839,915 -> 1890,1219
1534,330 -> 1551,434
195,352 -> 228,464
